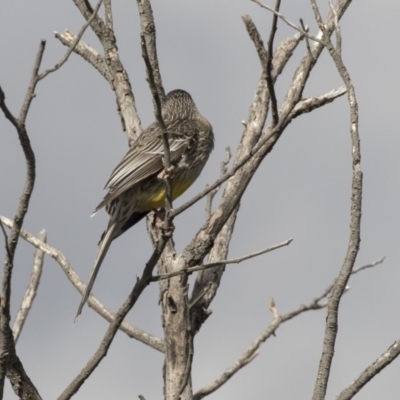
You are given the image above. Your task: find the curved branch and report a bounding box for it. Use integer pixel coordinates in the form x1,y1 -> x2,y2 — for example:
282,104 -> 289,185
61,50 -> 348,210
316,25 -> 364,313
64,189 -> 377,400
310,1 -> 361,399
0,216 -> 164,353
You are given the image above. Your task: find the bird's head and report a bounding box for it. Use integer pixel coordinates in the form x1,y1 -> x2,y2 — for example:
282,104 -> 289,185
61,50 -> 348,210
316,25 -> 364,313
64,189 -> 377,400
162,89 -> 199,121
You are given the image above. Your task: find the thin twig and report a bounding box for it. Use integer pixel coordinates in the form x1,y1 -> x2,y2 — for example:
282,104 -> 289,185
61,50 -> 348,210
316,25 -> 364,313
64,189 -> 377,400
352,256 -> 385,275
205,147 -> 231,220
251,0 -> 326,45
0,215 -> 164,353
12,230 -> 46,344
151,238 -> 293,282
265,0 -> 281,126
299,18 -> 312,57
0,220 -> 12,261
337,339 -> 400,400
38,0 -> 104,82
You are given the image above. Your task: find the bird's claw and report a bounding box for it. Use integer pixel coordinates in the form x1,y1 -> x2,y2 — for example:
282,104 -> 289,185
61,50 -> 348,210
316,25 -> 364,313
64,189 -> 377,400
157,165 -> 176,180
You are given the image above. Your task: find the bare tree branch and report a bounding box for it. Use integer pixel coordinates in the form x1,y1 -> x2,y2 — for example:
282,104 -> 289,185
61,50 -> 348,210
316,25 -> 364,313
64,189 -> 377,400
352,256 -> 385,275
6,353 -> 42,400
0,220 -> 12,261
58,233 -> 170,400
140,33 -> 172,211
309,1 -> 361,399
136,0 -> 165,100
12,230 -> 46,344
205,147 -> 231,221
38,0 -> 103,82
0,39 -> 41,395
299,18 -> 312,57
67,0 -> 143,143
329,0 -> 342,53
172,31 -> 305,222
193,252 -> 382,400
265,0 -> 281,126
54,30 -> 112,82
72,0 -> 106,40
193,294 -> 327,400
104,0 -> 113,30
188,1 -> 353,333
290,87 -> 347,118
337,339 -> 400,400
151,238 -> 293,282
0,216 -> 164,353
252,0 -> 326,45
242,15 -> 268,70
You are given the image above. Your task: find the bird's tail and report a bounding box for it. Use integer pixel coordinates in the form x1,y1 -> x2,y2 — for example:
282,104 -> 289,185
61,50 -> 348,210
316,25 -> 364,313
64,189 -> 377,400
75,222 -> 117,322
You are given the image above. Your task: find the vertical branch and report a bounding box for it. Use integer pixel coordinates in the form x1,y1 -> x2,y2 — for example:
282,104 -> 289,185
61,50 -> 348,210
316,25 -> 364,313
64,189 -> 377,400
0,39 -> 46,398
71,0 -> 142,143
12,230 -> 46,344
310,1 -> 361,399
139,3 -> 192,397
103,0 -> 113,30
140,34 -> 172,212
136,0 -> 165,101
266,0 -> 281,126
329,0 -> 342,52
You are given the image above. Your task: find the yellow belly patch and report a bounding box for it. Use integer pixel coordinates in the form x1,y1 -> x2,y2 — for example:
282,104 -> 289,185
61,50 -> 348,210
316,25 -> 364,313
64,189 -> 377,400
142,179 -> 194,210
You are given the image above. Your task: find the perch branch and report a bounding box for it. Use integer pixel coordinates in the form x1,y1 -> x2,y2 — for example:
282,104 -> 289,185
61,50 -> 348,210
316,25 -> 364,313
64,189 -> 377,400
141,34 -> 172,211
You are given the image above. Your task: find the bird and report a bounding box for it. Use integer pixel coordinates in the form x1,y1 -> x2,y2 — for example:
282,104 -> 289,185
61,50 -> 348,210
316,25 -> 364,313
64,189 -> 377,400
75,89 -> 214,319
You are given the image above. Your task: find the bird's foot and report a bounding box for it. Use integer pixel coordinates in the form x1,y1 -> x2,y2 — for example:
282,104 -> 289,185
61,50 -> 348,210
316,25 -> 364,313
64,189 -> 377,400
154,209 -> 175,237
157,165 -> 176,180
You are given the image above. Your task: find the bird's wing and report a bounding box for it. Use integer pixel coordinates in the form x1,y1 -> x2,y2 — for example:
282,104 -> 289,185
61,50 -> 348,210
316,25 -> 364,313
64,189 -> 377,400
93,120 -> 195,213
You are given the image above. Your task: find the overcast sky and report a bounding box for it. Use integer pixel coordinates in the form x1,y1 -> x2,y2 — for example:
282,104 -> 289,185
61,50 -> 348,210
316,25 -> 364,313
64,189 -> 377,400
1,1 -> 400,399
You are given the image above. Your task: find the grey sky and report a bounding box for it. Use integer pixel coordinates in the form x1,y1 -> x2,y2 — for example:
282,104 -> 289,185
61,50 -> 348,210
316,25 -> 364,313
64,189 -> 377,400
1,1 -> 399,399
